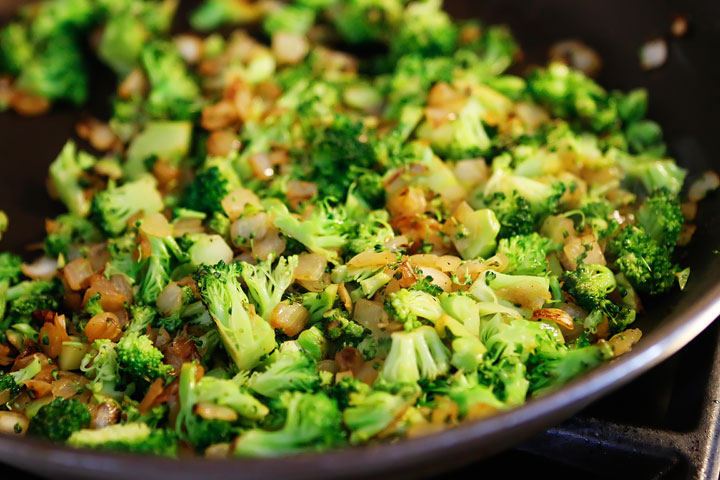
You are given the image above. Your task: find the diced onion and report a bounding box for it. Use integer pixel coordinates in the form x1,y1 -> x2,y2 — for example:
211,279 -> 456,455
531,308 -> 575,329
0,411 -> 29,435
294,253 -> 327,282
251,229 -> 286,261
688,170 -> 720,203
140,213 -> 172,238
157,282 -> 183,317
189,235 -> 234,267
347,251 -> 396,268
63,257 -> 94,291
196,402 -> 238,422
222,187 -> 260,221
85,312 -> 122,344
410,254 -> 462,273
272,32 -> 309,65
22,256 -> 58,280
231,213 -> 270,246
270,301 -> 309,337
608,328 -> 642,356
417,266 -> 452,292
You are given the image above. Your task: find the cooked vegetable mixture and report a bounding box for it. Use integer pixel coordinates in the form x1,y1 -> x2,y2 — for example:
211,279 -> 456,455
0,0 -> 716,458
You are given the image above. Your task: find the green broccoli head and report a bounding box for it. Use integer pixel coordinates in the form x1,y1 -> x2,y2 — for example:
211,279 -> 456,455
377,325 -> 450,386
263,4 -> 315,35
67,423 -> 178,456
385,289 -> 444,331
0,373 -> 20,403
389,0 -> 458,60
248,344 -> 320,398
608,226 -> 679,295
482,192 -> 536,238
182,166 -> 231,215
44,214 -> 102,257
562,263 -> 617,311
301,285 -> 339,325
117,332 -> 172,382
233,391 -> 344,456
48,141 -> 96,218
241,255 -> 298,321
343,384 -> 412,444
496,232 -> 557,276
528,343 -> 612,395
80,339 -> 120,397
91,176 -> 164,235
0,252 -> 23,284
28,397 -> 91,441
328,0 -> 403,44
636,190 -> 684,248
194,261 -> 276,371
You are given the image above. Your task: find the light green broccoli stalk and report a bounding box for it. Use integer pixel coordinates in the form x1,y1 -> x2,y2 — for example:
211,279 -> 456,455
67,422 -> 178,456
241,254 -> 298,320
377,326 -> 450,385
248,343 -> 320,398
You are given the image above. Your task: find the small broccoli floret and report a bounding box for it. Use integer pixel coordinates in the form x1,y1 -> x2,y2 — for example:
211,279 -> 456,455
305,115 -> 378,202
195,261 -> 276,371
377,326 -> 450,385
0,252 -> 23,283
5,279 -> 59,318
385,289 -> 444,331
417,98 -> 491,159
528,343 -> 612,395
91,176 -> 164,235
233,391 -> 344,456
636,191 -> 683,248
0,23 -> 33,75
116,332 -> 172,382
241,255 -> 298,320
80,339 -> 120,396
44,214 -> 102,257
297,326 -> 327,361
182,167 -> 231,215
16,33 -> 88,104
343,384 -> 412,444
608,226 -> 679,295
389,0 -> 458,60
140,41 -> 202,120
447,202 -> 501,260
190,0 -> 260,31
138,235 -> 186,305
496,232 -> 558,276
269,200 -> 347,265
481,191 -> 535,238
344,209 -> 393,257
126,304 -> 157,334
263,5 -> 315,35
67,423 -> 178,456
0,373 -> 20,408
177,363 -> 267,451
328,0 -> 403,44
441,374 -> 505,417
125,121 -> 193,179
562,264 -> 617,311
616,152 -> 686,196
28,398 -> 91,441
48,141 -> 96,218
301,285 -> 338,325
248,344 -> 320,398
323,309 -> 366,347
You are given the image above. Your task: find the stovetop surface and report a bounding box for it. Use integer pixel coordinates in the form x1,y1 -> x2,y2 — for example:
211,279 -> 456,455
2,319 -> 718,480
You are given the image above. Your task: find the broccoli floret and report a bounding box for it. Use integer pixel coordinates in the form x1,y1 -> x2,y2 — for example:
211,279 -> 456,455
126,304 -> 157,334
297,326 -> 327,361
5,279 -> 59,318
482,191 -> 536,238
0,253 -> 23,284
91,176 -> 164,235
140,41 -> 202,120
343,384 -> 412,444
305,116 -> 377,202
268,200 -> 347,265
0,373 -> 20,404
608,226 -> 679,295
626,120 -> 665,156
385,289 -> 444,331
233,391 -> 344,456
67,422 -> 177,456
177,363 -> 267,451
44,214 -> 102,257
377,326 -> 450,385
116,332 -> 172,382
496,233 -> 558,276
195,261 -> 276,371
301,285 -> 338,325
48,141 -> 96,218
328,0 -> 403,44
636,191 -> 683,248
80,339 -> 120,396
527,343 -> 612,395
28,398 -> 91,441
615,151 -> 686,196
344,210 -> 394,257
440,374 -> 505,417
562,264 -> 617,311
447,203 -> 501,260
0,23 -> 32,75
248,344 -> 320,398
138,235 -> 186,305
389,0 -> 458,60
418,98 -> 491,159
263,5 -> 315,35
0,358 -> 39,405
16,33 -> 88,104
323,309 -> 366,347
182,167 -> 231,215
190,0 -> 260,31
241,255 -> 298,321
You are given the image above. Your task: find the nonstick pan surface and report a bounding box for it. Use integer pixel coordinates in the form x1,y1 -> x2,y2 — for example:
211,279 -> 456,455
1,1 -> 720,478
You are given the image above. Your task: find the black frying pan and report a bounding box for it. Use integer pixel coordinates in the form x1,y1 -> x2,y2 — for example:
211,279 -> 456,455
1,1 -> 720,478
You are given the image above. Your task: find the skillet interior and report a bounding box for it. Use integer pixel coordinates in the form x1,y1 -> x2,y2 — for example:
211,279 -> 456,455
1,0 -> 720,478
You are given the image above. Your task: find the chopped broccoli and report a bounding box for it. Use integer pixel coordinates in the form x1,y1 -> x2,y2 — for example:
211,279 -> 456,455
377,326 -> 450,385
48,141 -> 96,217
263,5 -> 315,35
343,385 -> 411,444
91,176 -> 164,235
417,98 -> 491,159
562,264 -> 617,311
233,391 -> 344,456
297,326 -> 327,361
44,214 -> 102,257
0,253 -> 23,284
301,285 -> 338,325
636,191 -> 684,248
248,344 -> 320,398
481,191 -> 536,238
328,0 -> 403,44
182,167 -> 232,215
497,232 -> 558,276
116,332 -> 172,382
528,343 -> 612,395
385,289 -> 444,330
448,203 -> 501,260
28,398 -> 91,441
389,0 -> 458,60
68,422 -> 177,456
241,255 -> 298,320
195,261 -> 276,371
